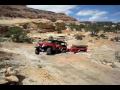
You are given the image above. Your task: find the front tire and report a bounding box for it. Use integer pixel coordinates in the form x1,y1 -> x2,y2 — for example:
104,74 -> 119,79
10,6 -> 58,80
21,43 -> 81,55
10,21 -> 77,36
35,48 -> 39,55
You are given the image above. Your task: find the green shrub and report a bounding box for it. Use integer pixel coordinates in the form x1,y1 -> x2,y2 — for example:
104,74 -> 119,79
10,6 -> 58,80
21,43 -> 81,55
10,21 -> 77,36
5,27 -> 33,43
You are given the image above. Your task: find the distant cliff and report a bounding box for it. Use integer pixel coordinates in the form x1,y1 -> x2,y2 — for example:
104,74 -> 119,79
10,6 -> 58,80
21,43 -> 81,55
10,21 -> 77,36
0,5 -> 77,22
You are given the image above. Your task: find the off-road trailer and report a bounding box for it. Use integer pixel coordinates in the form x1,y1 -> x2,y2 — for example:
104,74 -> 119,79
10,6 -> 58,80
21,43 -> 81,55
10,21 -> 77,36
68,45 -> 88,53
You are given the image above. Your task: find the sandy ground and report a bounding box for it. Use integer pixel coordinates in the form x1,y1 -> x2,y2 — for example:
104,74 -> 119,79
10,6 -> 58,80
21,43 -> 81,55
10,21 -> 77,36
0,39 -> 120,85
0,18 -> 51,25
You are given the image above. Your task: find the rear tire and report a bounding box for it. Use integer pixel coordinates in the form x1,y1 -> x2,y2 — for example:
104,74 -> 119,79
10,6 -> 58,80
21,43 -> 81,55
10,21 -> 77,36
61,49 -> 67,53
35,49 -> 39,55
46,48 -> 53,55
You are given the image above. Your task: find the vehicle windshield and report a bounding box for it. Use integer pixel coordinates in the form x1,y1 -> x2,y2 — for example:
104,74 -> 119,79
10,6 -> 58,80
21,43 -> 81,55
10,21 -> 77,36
60,42 -> 67,46
61,43 -> 65,45
47,40 -> 67,46
48,41 -> 52,43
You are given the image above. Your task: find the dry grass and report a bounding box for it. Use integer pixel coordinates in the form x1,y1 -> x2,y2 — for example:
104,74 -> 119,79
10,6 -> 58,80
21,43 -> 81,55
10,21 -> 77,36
0,18 -> 45,25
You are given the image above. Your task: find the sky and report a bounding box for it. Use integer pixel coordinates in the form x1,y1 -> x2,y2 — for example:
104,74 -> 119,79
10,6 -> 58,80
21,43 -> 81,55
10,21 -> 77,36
27,5 -> 120,22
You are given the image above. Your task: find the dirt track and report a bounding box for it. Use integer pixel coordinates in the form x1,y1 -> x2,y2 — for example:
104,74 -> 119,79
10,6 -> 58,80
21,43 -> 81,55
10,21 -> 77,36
1,42 -> 120,85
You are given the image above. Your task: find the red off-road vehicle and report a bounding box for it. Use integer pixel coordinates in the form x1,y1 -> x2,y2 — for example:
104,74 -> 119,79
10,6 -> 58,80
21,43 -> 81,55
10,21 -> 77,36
35,40 -> 67,55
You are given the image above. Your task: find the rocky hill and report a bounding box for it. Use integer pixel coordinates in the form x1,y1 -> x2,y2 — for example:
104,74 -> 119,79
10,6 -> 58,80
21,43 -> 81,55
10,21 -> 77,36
0,5 -> 77,22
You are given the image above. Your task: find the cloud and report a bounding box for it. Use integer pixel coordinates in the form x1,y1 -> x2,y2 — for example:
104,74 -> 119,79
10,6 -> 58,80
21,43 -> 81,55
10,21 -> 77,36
27,5 -> 77,15
76,10 -> 102,16
109,18 -> 120,23
89,15 -> 108,21
112,12 -> 120,16
76,10 -> 108,21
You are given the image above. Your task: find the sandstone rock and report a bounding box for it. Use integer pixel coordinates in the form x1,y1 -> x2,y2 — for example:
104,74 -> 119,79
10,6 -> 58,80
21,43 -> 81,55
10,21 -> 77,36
106,63 -> 113,66
0,79 -> 8,84
102,61 -> 106,65
5,75 -> 19,82
0,5 -> 77,22
5,67 -> 17,76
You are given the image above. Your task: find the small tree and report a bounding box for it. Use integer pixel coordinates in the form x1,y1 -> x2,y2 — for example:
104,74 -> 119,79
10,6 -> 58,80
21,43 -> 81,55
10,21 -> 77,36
68,23 -> 85,31
114,24 -> 120,33
86,24 -> 100,37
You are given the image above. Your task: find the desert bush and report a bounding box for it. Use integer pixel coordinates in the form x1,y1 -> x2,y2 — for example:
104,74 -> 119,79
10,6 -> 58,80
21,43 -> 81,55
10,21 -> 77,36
0,37 -> 9,42
99,34 -> 108,39
37,22 -> 55,29
68,23 -> 85,31
88,40 -> 93,43
100,34 -> 105,37
74,34 -> 83,40
0,37 -> 5,42
90,33 -> 99,37
114,37 -> 120,42
50,18 -> 57,22
5,27 -> 33,43
55,22 -> 66,33
115,51 -> 120,62
95,37 -> 99,40
110,37 -> 120,42
0,43 -> 2,47
110,38 -> 114,41
48,36 -> 54,40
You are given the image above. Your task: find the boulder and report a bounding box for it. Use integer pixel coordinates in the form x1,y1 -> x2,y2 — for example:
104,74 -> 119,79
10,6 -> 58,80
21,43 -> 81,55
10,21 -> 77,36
106,63 -> 113,66
0,79 -> 8,84
5,67 -> 17,77
5,75 -> 19,82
